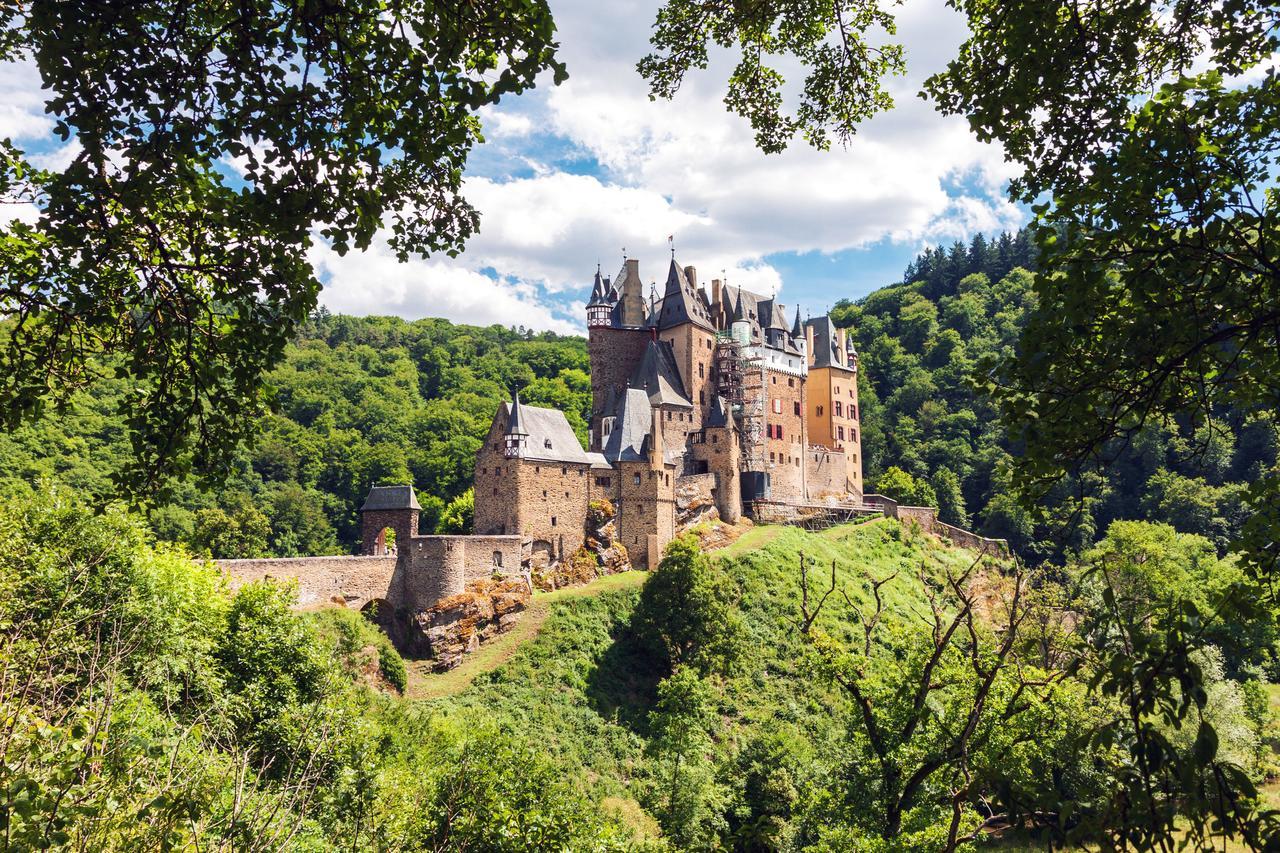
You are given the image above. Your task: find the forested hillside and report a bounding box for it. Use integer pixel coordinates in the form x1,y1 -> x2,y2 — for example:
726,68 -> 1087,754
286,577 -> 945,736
0,314 -> 593,558
833,230 -> 1278,563
2,228 -> 1275,566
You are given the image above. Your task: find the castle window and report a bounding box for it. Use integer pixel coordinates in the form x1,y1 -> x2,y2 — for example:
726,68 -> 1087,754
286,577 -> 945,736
595,476 -> 611,487
543,490 -> 547,498
634,474 -> 641,485
794,402 -> 801,416
795,457 -> 800,467
492,551 -> 503,568
838,426 -> 845,440
817,405 -> 824,417
699,391 -> 705,404
565,491 -> 570,498
834,385 -> 840,394
712,434 -> 718,443
787,377 -> 794,387
551,516 -> 557,526
853,405 -> 859,421
770,452 -> 775,462
773,398 -> 782,414
482,467 -> 487,474
545,438 -> 553,449
667,411 -> 672,421
699,363 -> 705,378
834,401 -> 842,417
561,466 -> 567,475
771,376 -> 776,384
493,488 -> 498,495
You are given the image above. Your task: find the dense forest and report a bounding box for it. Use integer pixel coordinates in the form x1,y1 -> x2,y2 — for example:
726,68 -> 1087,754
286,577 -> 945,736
833,230 -> 1277,564
0,315 -> 594,558
4,227 -> 1272,570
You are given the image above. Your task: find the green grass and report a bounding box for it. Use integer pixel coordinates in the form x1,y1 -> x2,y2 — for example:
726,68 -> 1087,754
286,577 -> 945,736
417,520 -> 994,835
406,570 -> 647,701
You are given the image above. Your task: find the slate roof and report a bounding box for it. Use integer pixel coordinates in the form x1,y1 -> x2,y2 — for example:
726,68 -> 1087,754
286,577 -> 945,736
791,305 -> 803,338
602,387 -> 654,462
805,315 -> 852,370
706,395 -> 732,428
361,485 -> 422,512
721,283 -> 803,354
501,400 -> 591,464
601,388 -> 681,466
630,339 -> 693,408
657,259 -> 715,331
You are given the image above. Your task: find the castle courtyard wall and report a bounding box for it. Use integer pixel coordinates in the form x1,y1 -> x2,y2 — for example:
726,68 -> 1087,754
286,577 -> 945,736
219,555 -> 398,610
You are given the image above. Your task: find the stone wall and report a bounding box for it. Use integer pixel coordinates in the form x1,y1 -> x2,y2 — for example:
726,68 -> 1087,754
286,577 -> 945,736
616,459 -> 676,569
936,521 -> 1010,556
219,555 -> 397,610
761,367 -> 807,501
805,445 -> 849,500
360,508 -> 418,556
588,325 -> 651,440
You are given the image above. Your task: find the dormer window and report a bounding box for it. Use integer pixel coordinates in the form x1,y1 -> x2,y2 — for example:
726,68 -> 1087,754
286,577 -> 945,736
544,438 -> 553,449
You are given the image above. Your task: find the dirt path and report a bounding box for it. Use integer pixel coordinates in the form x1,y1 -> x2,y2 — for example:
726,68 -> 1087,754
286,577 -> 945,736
405,571 -> 647,701
405,518 -> 884,701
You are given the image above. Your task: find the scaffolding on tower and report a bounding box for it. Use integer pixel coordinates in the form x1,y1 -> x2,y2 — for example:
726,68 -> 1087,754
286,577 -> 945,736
713,332 -> 766,474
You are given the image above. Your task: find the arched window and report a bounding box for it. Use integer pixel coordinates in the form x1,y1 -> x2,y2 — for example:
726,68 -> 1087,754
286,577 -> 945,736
492,551 -> 503,567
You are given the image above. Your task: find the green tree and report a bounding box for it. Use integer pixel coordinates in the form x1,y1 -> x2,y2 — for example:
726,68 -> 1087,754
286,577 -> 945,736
437,487 -> 475,534
874,466 -> 937,508
0,1 -> 565,500
190,494 -> 271,559
632,536 -> 744,675
645,667 -> 724,849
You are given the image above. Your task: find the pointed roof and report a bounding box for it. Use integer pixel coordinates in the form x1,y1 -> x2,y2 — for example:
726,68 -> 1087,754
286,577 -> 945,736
506,388 -> 528,435
791,305 -> 803,338
500,399 -> 590,464
361,485 -> 422,512
706,395 -> 732,428
602,388 -> 654,462
587,266 -> 608,306
657,259 -> 714,331
805,315 -> 851,370
731,286 -> 747,323
630,339 -> 693,408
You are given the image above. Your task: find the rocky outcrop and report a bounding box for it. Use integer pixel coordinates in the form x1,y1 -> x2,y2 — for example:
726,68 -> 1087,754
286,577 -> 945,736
413,578 -> 531,672
531,499 -> 632,591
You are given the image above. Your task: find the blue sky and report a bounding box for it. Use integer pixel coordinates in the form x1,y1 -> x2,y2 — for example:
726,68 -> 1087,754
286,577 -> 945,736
0,0 -> 1028,334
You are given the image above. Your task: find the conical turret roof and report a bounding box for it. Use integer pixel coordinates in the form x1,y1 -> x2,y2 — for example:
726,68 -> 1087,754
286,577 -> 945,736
791,304 -> 803,338
507,388 -> 528,435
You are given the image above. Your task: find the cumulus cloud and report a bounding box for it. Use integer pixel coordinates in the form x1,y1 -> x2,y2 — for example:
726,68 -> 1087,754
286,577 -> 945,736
2,2 -> 1025,330
309,238 -> 583,334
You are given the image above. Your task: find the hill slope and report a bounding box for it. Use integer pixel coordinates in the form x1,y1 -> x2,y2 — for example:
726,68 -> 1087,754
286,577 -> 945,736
424,519 -> 994,846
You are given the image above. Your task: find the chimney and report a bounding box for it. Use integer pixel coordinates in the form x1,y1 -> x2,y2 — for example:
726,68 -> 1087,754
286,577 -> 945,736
837,328 -> 847,365
684,265 -> 697,291
711,278 -> 722,311
805,324 -> 815,366
626,257 -> 640,280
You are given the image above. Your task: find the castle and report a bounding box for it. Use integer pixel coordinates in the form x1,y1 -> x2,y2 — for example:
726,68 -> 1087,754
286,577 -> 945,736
473,256 -> 864,569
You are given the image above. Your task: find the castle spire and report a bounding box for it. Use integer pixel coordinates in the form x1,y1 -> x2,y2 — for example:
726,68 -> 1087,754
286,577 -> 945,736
791,304 -> 803,338
732,287 -> 746,323
503,388 -> 528,458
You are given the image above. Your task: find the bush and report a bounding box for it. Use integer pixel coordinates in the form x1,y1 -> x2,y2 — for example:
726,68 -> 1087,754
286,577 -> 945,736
310,606 -> 408,693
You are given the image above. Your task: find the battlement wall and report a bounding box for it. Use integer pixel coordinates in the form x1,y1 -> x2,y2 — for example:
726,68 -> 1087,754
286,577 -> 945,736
218,534 -> 524,614
219,556 -> 397,610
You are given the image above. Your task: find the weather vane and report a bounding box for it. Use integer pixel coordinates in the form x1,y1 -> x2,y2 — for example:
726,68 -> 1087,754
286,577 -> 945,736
668,234 -> 675,258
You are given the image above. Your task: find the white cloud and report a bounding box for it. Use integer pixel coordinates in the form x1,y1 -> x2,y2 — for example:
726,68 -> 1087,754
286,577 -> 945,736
310,237 -> 582,334
2,1 -> 1026,330
0,60 -> 52,142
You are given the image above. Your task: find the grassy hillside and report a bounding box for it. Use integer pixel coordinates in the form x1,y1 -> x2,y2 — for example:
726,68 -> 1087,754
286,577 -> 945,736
425,519 -> 986,843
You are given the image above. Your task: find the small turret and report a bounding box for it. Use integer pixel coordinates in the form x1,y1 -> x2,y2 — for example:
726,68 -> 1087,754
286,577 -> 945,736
730,288 -> 751,347
503,389 -> 529,458
586,266 -> 611,328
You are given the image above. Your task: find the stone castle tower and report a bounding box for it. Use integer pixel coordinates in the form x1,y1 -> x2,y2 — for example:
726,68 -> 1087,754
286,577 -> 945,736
476,255 -> 864,569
